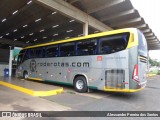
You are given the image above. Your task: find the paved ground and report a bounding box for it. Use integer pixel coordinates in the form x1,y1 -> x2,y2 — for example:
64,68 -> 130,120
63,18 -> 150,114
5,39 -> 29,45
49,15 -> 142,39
42,75 -> 160,111
0,85 -> 70,111
0,76 -> 62,91
0,75 -> 160,120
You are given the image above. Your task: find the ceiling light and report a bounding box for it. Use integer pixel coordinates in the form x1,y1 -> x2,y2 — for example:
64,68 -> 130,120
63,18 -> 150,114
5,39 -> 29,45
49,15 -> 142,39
13,29 -> 17,32
12,10 -> 18,15
35,18 -> 41,22
29,33 -> 34,35
40,29 -> 45,32
53,33 -> 58,36
27,1 -> 32,4
0,36 -> 3,38
6,33 -> 9,35
69,20 -> 75,22
52,12 -> 57,15
23,24 -> 28,27
26,41 -> 30,43
34,39 -> 37,41
52,25 -> 59,28
2,18 -> 6,22
66,30 -> 73,33
43,37 -> 47,39
21,36 -> 24,38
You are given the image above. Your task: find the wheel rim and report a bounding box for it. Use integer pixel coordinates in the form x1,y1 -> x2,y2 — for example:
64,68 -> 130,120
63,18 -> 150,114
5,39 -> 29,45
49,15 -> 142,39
24,73 -> 28,79
76,80 -> 84,90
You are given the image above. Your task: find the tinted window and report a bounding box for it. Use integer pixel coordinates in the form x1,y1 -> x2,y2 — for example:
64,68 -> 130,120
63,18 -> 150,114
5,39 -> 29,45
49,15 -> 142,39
23,49 -> 30,61
60,43 -> 75,56
99,33 -> 129,54
23,49 -> 35,61
17,50 -> 25,64
77,39 -> 97,55
29,49 -> 35,58
35,47 -> 45,58
46,45 -> 59,57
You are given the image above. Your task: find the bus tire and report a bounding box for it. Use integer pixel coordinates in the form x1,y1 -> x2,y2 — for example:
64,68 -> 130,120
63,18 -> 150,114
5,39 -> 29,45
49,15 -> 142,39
74,76 -> 88,93
23,71 -> 29,80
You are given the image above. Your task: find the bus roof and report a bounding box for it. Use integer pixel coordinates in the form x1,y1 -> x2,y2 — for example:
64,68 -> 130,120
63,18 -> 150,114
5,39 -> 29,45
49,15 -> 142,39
23,28 -> 138,50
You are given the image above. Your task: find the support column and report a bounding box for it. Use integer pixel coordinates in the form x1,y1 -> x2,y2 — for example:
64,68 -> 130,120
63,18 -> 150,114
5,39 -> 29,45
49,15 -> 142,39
9,46 -> 13,77
83,22 -> 88,36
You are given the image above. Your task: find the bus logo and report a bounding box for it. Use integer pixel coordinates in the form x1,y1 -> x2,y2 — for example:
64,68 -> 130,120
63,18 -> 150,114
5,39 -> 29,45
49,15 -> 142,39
97,56 -> 102,61
30,59 -> 36,72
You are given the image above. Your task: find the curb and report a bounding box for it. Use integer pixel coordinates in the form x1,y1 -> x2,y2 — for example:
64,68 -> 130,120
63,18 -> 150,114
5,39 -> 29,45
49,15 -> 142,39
0,81 -> 63,96
147,74 -> 157,77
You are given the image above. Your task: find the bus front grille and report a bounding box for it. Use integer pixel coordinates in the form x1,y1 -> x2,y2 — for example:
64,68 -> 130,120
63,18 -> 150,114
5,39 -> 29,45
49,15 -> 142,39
105,69 -> 125,89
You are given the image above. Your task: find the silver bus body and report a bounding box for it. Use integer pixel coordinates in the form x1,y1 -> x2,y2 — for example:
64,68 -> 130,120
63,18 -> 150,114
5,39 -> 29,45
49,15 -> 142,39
16,28 -> 148,92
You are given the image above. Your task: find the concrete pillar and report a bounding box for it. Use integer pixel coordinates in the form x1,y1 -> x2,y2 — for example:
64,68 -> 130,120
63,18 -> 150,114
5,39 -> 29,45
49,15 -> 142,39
9,47 -> 13,77
83,22 -> 88,36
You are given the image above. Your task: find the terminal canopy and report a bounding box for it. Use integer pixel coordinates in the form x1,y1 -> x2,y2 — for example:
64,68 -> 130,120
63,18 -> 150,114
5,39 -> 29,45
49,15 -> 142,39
0,0 -> 159,50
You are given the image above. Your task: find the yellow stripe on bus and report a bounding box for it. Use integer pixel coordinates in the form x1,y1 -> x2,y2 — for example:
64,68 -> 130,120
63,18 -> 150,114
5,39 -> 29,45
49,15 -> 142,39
104,86 -> 144,93
28,77 -> 43,81
126,32 -> 138,49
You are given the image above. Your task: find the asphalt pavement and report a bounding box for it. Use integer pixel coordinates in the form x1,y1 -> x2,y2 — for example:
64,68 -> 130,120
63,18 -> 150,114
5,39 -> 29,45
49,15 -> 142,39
42,75 -> 160,111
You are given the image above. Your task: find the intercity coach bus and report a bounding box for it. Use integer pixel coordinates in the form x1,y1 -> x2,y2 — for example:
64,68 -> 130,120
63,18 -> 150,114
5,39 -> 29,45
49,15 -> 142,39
16,28 -> 148,93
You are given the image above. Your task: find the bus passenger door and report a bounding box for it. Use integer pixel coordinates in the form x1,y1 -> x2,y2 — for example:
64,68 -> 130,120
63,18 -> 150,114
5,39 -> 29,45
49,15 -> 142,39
29,49 -> 40,79
30,47 -> 45,80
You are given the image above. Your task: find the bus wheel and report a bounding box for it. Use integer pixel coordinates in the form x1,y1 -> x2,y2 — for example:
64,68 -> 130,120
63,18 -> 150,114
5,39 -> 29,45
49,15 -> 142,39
74,76 -> 88,93
23,71 -> 29,80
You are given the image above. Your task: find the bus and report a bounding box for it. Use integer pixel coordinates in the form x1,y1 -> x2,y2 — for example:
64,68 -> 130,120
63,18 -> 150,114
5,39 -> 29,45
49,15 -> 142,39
16,28 -> 148,93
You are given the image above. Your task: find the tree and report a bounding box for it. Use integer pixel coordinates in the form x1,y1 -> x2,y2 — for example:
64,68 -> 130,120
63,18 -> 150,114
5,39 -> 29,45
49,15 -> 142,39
149,57 -> 160,66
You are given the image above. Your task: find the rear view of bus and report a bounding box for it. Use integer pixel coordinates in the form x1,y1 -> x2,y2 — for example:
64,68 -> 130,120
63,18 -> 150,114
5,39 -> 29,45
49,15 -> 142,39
130,29 -> 148,91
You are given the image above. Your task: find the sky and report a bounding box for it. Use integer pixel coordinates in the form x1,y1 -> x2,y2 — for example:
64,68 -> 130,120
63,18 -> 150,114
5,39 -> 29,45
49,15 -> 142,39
130,0 -> 160,61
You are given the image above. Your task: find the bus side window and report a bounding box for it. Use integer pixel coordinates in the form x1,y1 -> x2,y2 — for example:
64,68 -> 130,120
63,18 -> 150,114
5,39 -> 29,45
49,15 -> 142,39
101,45 -> 111,54
99,34 -> 129,54
29,49 -> 35,58
17,50 -> 25,65
77,39 -> 97,56
60,43 -> 74,57
46,45 -> 59,57
35,47 -> 44,58
99,37 -> 112,54
23,49 -> 30,61
17,54 -> 22,65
